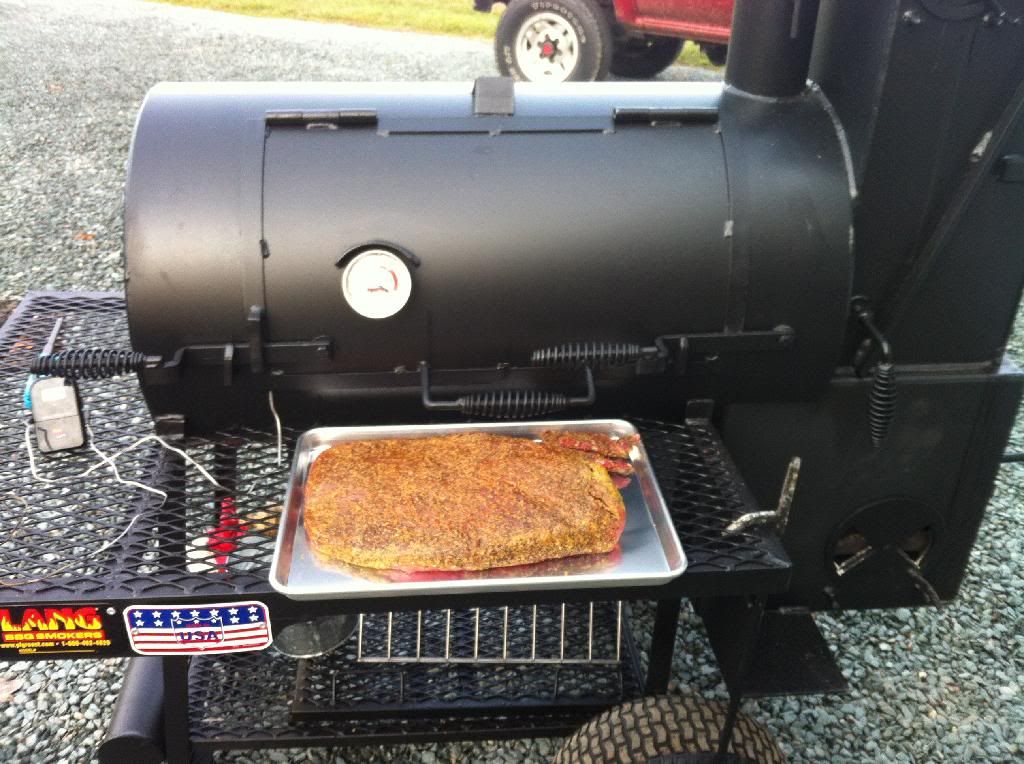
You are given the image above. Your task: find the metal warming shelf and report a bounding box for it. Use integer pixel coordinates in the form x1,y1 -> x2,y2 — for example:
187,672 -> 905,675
270,420 -> 686,600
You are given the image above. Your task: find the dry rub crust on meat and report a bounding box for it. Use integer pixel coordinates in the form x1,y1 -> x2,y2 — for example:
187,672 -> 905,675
303,433 -> 626,572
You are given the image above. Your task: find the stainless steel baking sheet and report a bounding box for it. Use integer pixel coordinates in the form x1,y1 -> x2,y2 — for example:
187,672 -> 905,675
270,419 -> 686,600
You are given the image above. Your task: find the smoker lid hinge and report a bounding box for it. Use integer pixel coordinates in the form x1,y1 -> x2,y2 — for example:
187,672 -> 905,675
247,305 -> 265,374
223,343 -> 235,386
265,109 -> 378,129
613,107 -> 719,127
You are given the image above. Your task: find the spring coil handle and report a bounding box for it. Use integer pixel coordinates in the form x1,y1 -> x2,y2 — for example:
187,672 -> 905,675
421,363 -> 595,419
852,299 -> 896,448
868,361 -> 897,448
531,342 -> 642,369
457,390 -> 569,419
30,349 -> 147,380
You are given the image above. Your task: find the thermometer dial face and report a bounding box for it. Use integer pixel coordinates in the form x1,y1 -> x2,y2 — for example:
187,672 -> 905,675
340,249 -> 413,319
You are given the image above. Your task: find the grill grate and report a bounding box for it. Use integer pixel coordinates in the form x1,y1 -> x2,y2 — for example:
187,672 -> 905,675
0,292 -> 787,609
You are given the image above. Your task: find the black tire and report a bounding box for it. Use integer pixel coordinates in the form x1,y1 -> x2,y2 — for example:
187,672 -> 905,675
699,42 -> 728,67
610,35 -> 685,79
495,0 -> 613,82
553,695 -> 787,764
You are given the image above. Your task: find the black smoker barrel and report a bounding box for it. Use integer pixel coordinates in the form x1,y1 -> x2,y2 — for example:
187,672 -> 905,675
123,80 -> 852,434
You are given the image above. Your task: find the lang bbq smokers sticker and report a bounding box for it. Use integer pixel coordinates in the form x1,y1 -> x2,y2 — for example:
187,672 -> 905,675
0,605 -> 116,656
124,601 -> 273,655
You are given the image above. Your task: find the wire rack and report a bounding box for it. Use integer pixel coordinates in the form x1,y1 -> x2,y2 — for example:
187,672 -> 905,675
288,601 -> 641,723
355,602 -> 623,665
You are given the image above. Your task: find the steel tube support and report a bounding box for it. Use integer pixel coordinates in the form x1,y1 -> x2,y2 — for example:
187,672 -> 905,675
162,656 -> 193,764
716,597 -> 767,756
98,657 -> 165,764
644,598 -> 682,695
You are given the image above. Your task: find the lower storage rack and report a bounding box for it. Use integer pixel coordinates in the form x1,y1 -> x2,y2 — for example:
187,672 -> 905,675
188,602 -> 643,749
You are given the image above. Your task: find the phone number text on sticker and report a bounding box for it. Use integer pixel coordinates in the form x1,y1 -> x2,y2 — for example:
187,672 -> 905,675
0,605 -> 116,657
124,601 -> 272,655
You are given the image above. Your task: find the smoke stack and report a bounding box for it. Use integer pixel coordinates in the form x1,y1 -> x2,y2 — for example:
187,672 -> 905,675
725,0 -> 821,98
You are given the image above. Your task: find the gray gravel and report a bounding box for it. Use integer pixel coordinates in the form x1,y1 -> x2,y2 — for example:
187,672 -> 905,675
1,0 -> 1022,762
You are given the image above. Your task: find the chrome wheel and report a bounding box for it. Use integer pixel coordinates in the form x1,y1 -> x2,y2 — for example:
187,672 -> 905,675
514,12 -> 581,81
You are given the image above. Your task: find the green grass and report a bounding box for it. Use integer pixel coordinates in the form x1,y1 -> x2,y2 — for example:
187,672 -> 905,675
155,0 -> 717,66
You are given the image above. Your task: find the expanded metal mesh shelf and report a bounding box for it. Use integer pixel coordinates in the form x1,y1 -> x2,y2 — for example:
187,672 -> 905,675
634,417 -> 791,592
0,292 -> 789,610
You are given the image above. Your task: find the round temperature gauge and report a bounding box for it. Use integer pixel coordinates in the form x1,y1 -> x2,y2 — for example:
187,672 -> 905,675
340,249 -> 413,319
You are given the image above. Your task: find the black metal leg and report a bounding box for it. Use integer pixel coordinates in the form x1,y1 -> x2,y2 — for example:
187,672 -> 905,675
644,598 -> 681,695
162,656 -> 193,764
717,692 -> 743,757
715,596 -> 766,757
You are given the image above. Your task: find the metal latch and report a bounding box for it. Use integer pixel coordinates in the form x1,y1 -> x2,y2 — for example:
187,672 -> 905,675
724,456 -> 801,536
472,76 -> 515,116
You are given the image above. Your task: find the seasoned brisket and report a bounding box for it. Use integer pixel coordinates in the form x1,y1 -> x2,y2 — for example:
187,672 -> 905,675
303,433 -> 626,572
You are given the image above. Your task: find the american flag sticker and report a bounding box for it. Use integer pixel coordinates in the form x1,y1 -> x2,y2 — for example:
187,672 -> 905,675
123,601 -> 272,655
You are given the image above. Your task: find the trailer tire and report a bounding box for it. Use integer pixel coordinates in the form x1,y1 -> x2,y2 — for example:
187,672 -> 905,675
610,35 -> 684,79
553,694 -> 786,764
699,42 -> 728,66
496,0 -> 612,82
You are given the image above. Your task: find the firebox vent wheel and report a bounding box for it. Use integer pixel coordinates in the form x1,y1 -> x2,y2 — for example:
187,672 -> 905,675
553,695 -> 786,764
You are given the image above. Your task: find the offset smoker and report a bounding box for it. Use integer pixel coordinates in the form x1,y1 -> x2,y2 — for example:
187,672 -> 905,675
124,81 -> 851,428
2,0 -> 1022,761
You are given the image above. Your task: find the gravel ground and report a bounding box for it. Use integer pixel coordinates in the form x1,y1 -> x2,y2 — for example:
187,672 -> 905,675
1,0 -> 1022,762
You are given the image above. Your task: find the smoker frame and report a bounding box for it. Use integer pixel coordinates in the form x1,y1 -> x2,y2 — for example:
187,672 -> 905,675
2,0 -> 1024,761
0,291 -> 800,761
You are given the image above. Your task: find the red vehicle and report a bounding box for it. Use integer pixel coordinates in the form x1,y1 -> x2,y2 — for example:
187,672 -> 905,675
475,0 -> 733,81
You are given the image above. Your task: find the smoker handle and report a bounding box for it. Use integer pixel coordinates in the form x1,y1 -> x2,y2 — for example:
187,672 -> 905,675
420,363 -> 595,419
98,657 -> 165,764
531,342 -> 647,369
